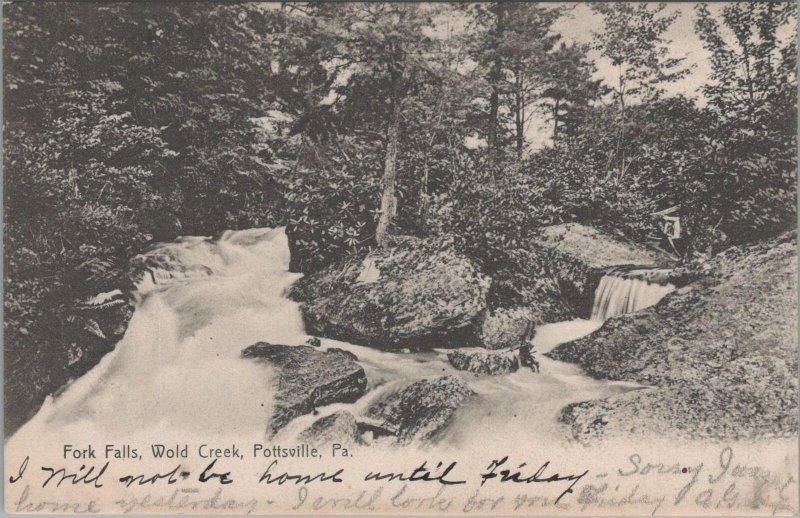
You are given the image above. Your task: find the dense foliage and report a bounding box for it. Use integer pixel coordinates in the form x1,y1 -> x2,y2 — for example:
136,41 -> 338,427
4,3 -> 303,429
4,2 -> 797,431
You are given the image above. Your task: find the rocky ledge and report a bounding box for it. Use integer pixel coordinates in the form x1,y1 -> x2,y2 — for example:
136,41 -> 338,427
549,230 -> 798,441
241,343 -> 368,435
480,223 -> 675,349
290,226 -> 671,353
526,223 -> 675,317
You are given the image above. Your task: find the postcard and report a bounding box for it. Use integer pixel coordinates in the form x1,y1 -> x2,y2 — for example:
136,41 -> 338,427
4,2 -> 797,514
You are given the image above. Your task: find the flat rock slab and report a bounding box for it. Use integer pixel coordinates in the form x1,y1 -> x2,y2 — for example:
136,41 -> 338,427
363,375 -> 475,444
242,343 -> 368,436
534,223 -> 673,270
447,349 -> 519,375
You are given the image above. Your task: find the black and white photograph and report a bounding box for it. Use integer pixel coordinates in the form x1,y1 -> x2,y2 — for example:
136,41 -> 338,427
3,2 -> 798,514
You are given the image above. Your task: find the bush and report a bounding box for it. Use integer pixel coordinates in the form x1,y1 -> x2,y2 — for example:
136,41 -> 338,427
280,137 -> 383,272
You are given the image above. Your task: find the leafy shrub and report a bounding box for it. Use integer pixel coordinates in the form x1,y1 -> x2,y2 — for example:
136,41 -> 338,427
280,137 -> 383,272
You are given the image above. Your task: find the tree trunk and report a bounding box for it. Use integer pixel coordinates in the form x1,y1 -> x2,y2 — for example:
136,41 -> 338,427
419,158 -> 429,234
487,3 -> 504,156
552,97 -> 560,144
375,65 -> 405,249
741,41 -> 756,123
488,80 -> 500,154
617,66 -> 626,147
515,69 -> 524,156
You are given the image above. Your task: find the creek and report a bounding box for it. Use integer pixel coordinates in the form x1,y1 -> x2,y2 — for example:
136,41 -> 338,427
8,227 -> 674,450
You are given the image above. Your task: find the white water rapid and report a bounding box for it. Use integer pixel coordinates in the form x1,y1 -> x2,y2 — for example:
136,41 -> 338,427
9,228 -> 306,450
8,228 -> 656,454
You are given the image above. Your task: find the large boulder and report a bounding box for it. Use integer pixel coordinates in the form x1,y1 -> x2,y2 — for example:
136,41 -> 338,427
362,375 -> 475,444
549,230 -> 798,440
447,349 -> 519,375
241,343 -> 368,435
533,223 -> 673,271
290,237 -> 490,350
482,248 -> 573,324
132,241 -> 215,292
298,410 -> 363,447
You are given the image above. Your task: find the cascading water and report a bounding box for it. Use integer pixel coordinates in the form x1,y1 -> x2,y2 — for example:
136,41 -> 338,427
7,227 -> 657,454
590,269 -> 675,321
4,227 -> 793,516
8,227 -> 307,448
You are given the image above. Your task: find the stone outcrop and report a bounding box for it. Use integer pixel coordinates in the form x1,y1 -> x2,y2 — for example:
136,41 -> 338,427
533,223 -> 673,271
526,223 -> 674,317
362,375 -> 475,444
479,306 -> 535,350
290,237 -> 490,350
447,349 -> 519,375
482,223 -> 673,332
289,225 -> 671,351
549,230 -> 798,440
132,243 -> 215,292
241,343 -> 368,435
298,410 -> 363,447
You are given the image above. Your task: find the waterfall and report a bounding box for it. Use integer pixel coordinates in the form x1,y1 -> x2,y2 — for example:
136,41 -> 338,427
9,226 -> 305,445
591,269 -> 674,321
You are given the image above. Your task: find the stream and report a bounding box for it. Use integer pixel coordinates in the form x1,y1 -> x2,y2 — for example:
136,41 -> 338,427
8,227 -> 657,451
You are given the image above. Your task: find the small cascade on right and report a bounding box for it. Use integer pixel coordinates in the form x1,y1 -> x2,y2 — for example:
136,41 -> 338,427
591,268 -> 675,321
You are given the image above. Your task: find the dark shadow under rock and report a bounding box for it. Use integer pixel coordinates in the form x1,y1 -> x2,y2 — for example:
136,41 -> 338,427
362,375 -> 475,444
241,343 -> 368,436
447,349 -> 519,375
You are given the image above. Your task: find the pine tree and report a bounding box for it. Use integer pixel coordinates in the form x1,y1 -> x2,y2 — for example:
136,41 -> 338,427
540,42 -> 605,145
464,3 -> 562,157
